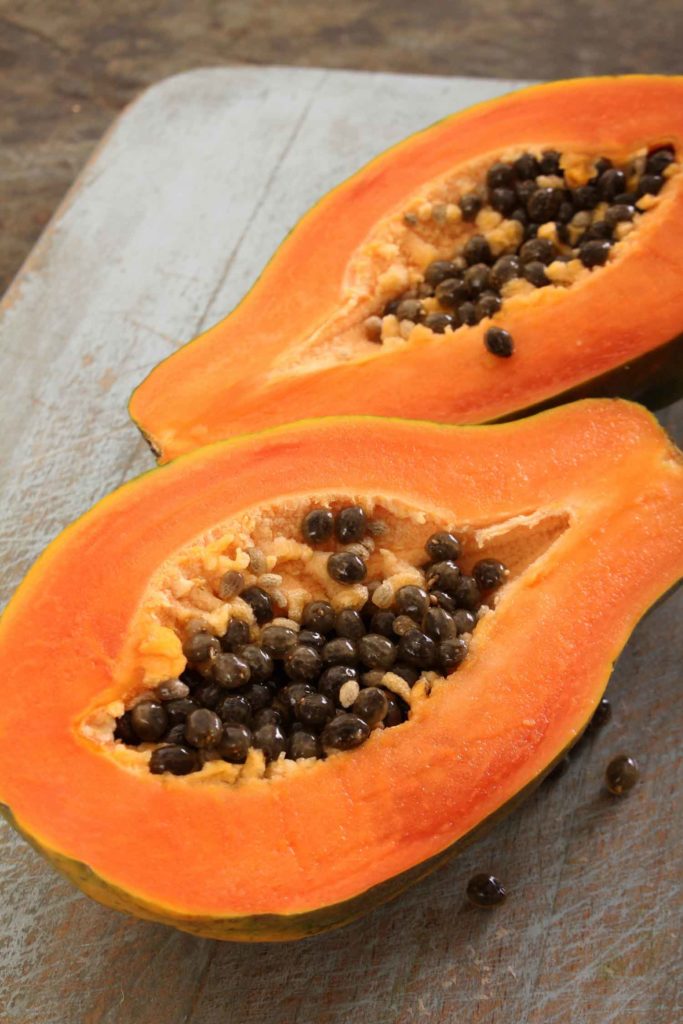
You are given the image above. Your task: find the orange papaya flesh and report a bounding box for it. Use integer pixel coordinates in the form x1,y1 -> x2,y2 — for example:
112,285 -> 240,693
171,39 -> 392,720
0,400 -> 682,941
128,75 -> 683,463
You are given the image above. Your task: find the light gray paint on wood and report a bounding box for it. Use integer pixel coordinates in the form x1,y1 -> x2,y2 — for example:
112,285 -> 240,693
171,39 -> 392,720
0,67 -> 680,1024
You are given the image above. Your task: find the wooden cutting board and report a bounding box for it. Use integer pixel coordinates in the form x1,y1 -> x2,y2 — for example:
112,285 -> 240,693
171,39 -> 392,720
0,67 -> 680,1024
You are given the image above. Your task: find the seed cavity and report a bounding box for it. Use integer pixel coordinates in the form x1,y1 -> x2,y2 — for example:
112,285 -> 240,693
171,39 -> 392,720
371,145 -> 676,358
111,504 -> 514,778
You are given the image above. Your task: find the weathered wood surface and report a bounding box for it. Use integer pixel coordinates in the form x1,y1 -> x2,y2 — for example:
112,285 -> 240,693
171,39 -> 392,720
3,1 -> 683,296
0,68 -> 681,1024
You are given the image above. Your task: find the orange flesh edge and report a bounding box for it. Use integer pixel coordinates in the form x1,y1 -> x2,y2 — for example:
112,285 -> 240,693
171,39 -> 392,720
128,75 -> 683,461
0,401 -> 682,919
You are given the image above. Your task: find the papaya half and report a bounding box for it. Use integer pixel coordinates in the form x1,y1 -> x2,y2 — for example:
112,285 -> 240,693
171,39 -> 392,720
0,399 -> 681,940
128,75 -> 683,464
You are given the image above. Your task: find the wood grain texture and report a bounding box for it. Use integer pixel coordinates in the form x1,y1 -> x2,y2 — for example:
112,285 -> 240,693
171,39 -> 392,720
0,67 -> 681,1024
3,0 -> 683,294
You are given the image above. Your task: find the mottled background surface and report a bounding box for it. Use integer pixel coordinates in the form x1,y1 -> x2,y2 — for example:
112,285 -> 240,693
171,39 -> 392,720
2,0 -> 683,295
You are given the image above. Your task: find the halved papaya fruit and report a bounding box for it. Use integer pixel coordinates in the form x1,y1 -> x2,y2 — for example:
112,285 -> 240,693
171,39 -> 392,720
129,75 -> 683,463
1,400 -> 681,940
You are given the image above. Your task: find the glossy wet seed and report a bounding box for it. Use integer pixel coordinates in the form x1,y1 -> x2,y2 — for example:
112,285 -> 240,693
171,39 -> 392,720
395,585 -> 429,620
475,292 -> 502,321
285,644 -> 323,682
425,531 -> 461,561
399,629 -> 436,670
466,874 -> 507,908
424,259 -> 460,286
437,637 -> 468,673
487,161 -> 515,189
605,754 -> 639,795
395,298 -> 423,323
583,220 -> 612,241
457,302 -> 477,326
156,678 -> 190,702
473,558 -> 507,590
213,652 -> 251,689
217,694 -> 252,725
527,187 -> 562,223
519,237 -> 555,265
302,507 -> 334,544
260,625 -> 298,657
489,254 -> 521,288
114,711 -> 139,745
452,575 -> 480,610
241,586 -> 274,624
604,203 -> 635,227
318,665 -> 358,702
237,644 -> 273,684
183,631 -> 220,664
185,708 -> 223,748
336,505 -> 367,543
646,146 -> 674,175
452,609 -> 477,635
295,692 -> 336,730
352,687 -> 389,728
327,551 -> 367,584
484,327 -> 514,358
383,692 -> 406,726
131,701 -> 168,742
572,184 -> 598,210
321,713 -> 371,752
459,193 -> 481,221
464,263 -> 491,296
435,276 -> 468,308
637,173 -> 664,197
490,187 -> 516,216
219,724 -> 252,763
335,609 -> 366,639
221,618 -> 250,651
279,683 -> 313,714
252,707 -> 282,730
164,698 -> 200,727
358,633 -> 397,670
150,745 -> 201,776
513,152 -> 539,179
587,697 -> 612,732
253,723 -> 287,762
370,610 -> 396,638
392,614 -> 417,637
597,168 -> 625,200
427,560 -> 461,593
320,638 -> 356,668
241,683 -> 273,713
579,238 -> 611,267
288,730 -> 319,759
424,312 -> 455,334
423,607 -> 457,642
164,723 -> 189,745
463,235 -> 492,266
298,629 -> 325,649
301,600 -> 335,634
188,678 -> 223,706
522,260 -> 549,287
